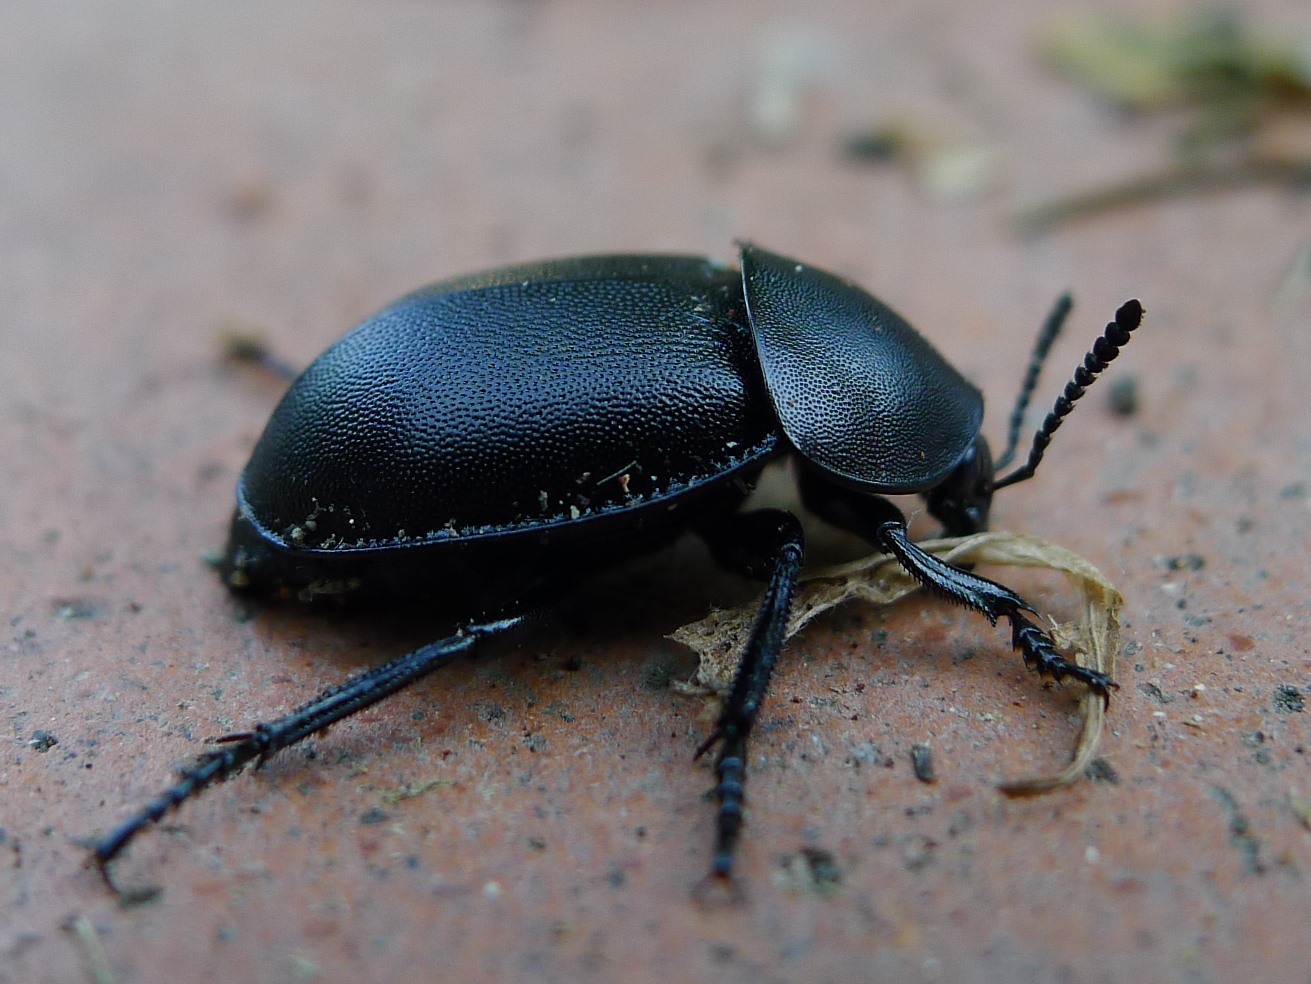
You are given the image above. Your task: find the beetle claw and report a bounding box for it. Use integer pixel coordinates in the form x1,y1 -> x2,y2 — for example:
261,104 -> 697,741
693,726 -> 724,760
692,867 -> 746,907
1010,611 -> 1115,705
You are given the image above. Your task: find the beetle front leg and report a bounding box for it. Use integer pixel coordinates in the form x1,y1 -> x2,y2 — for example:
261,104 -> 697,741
695,509 -> 806,886
798,471 -> 1114,704
874,520 -> 1115,703
92,613 -> 524,887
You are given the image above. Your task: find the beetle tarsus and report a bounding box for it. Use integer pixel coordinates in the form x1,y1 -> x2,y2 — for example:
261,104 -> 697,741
1009,612 -> 1116,706
709,739 -> 748,875
92,744 -> 256,883
91,614 -> 523,875
695,509 -> 805,881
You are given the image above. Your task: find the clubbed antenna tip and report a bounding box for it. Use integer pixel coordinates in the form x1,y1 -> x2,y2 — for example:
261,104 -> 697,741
992,298 -> 1143,492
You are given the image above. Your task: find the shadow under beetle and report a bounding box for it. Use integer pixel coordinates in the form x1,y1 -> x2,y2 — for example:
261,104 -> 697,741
94,243 -> 1142,886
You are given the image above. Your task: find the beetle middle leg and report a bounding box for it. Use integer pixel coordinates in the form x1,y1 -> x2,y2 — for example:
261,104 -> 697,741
798,469 -> 1114,703
694,509 -> 806,886
92,613 -> 524,885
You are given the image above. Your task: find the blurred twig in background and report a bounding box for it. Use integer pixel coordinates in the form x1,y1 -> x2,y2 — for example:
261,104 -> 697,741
1017,10 -> 1311,234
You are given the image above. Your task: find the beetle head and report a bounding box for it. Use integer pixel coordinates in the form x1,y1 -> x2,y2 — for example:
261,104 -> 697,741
923,437 -> 995,537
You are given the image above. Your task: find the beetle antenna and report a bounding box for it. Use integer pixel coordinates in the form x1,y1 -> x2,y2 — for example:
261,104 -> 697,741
994,293 -> 1072,471
992,298 -> 1143,491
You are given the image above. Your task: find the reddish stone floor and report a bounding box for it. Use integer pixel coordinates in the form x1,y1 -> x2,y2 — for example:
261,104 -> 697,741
3,3 -> 1308,982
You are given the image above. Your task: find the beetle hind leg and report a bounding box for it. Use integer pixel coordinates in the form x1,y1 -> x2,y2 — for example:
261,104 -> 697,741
695,509 -> 806,887
91,613 -> 524,887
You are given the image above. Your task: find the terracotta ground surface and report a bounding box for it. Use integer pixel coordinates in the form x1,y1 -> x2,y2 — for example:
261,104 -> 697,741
3,3 -> 1309,983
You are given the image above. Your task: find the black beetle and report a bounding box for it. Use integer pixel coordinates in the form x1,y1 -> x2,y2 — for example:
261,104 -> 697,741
94,243 -> 1141,886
